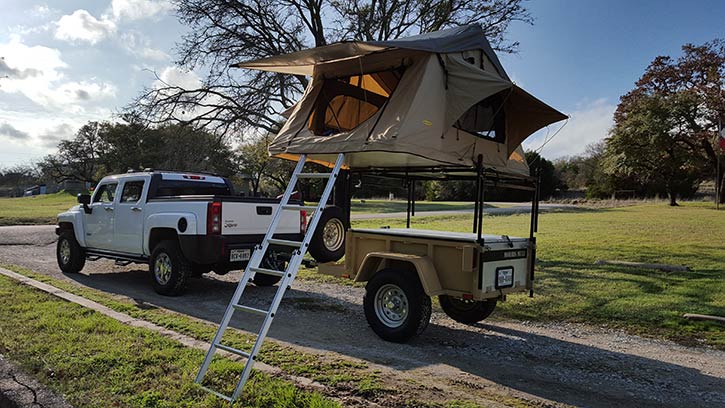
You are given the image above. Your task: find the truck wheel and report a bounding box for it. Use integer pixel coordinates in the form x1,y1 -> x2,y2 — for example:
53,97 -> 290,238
252,254 -> 284,287
363,268 -> 431,343
439,295 -> 497,324
56,231 -> 85,274
308,206 -> 347,263
150,240 -> 192,296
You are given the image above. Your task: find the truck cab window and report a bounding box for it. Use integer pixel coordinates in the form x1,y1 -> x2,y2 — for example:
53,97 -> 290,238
120,181 -> 145,203
93,183 -> 118,203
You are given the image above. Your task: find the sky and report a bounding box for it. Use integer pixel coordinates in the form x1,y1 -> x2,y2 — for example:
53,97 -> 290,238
1,0 -> 724,168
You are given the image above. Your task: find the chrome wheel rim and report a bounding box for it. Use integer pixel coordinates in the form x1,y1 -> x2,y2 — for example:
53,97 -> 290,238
154,253 -> 172,285
59,239 -> 71,265
322,218 -> 345,251
374,284 -> 408,328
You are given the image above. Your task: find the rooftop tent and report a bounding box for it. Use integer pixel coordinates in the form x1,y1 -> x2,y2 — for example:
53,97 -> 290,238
233,25 -> 566,176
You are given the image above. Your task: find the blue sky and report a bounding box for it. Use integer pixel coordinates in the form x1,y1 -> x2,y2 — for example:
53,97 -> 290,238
1,1 -> 724,167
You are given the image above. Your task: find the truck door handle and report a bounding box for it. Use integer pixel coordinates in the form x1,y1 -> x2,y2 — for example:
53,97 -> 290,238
131,207 -> 142,212
104,207 -> 114,212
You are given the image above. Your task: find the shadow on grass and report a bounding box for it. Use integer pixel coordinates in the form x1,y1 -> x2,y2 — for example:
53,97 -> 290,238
61,265 -> 725,408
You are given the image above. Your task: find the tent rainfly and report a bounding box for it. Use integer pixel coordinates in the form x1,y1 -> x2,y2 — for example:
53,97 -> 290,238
233,25 -> 567,176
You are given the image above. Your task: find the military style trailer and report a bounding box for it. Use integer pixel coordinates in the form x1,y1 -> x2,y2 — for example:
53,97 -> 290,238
196,24 -> 566,402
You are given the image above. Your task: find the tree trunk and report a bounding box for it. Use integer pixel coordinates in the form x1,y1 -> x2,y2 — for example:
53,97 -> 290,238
668,190 -> 679,206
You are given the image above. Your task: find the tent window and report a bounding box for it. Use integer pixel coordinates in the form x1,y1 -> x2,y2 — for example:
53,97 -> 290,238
454,92 -> 506,143
309,68 -> 404,136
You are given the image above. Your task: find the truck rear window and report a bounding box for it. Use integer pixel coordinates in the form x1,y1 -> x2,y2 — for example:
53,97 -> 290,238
154,180 -> 231,197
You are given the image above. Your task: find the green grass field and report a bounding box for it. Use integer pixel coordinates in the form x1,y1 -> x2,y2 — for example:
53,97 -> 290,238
350,203 -> 725,348
350,199 -> 478,214
0,192 -> 77,226
0,194 -> 490,225
0,274 -> 338,408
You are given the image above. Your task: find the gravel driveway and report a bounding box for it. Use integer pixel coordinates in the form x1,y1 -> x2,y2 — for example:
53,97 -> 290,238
0,225 -> 722,408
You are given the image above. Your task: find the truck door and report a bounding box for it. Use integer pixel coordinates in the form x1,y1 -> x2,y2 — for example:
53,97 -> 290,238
85,182 -> 118,249
112,178 -> 147,254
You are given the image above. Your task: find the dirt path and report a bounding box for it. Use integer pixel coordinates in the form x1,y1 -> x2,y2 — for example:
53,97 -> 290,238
0,225 -> 723,407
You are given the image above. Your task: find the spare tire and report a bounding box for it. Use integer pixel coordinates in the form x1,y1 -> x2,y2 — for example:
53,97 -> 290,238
308,205 -> 347,263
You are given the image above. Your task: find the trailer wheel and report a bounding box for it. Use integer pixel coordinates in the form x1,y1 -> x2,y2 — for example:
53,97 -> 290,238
308,206 -> 347,263
252,253 -> 285,287
439,295 -> 497,324
150,240 -> 191,296
56,231 -> 85,274
363,268 -> 431,343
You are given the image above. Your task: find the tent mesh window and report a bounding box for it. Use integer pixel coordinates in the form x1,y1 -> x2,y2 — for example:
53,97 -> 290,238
454,91 -> 506,143
309,68 -> 404,136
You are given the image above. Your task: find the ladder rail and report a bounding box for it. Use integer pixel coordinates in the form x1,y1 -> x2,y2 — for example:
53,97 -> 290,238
230,153 -> 345,400
196,153 -> 346,402
195,155 -> 308,384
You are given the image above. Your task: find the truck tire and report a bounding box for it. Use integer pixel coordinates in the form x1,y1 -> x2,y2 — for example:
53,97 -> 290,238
149,240 -> 192,296
363,268 -> 431,343
439,295 -> 497,324
56,231 -> 85,274
308,205 -> 347,263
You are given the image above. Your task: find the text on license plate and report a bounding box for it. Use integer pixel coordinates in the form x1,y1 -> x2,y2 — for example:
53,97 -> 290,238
229,249 -> 251,262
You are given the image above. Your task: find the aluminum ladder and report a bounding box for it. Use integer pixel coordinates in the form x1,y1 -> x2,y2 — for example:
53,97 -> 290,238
195,153 -> 345,402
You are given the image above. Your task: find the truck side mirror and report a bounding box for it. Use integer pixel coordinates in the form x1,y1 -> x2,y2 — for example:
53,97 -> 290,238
77,194 -> 91,205
77,194 -> 92,214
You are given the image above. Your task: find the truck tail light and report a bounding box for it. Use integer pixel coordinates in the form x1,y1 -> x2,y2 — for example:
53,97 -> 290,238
300,210 -> 308,233
207,202 -> 222,235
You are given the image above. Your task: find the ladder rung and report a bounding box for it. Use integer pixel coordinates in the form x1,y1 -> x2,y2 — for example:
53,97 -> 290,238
232,304 -> 268,316
198,385 -> 232,402
215,343 -> 251,359
297,173 -> 331,179
281,204 -> 319,212
248,266 -> 285,277
267,238 -> 302,248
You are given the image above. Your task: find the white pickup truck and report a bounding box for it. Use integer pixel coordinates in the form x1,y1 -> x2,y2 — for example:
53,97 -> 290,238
55,171 -> 331,296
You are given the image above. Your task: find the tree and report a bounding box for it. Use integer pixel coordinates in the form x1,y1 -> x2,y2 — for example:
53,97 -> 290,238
131,0 -> 532,140
621,39 -> 725,203
39,122 -> 108,184
524,151 -> 563,199
236,134 -> 274,196
606,93 -> 703,206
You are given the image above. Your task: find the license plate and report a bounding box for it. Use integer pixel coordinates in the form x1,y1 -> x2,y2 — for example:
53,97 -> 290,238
229,249 -> 251,262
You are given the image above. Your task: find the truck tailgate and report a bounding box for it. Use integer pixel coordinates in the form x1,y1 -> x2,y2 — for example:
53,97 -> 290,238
221,202 -> 301,235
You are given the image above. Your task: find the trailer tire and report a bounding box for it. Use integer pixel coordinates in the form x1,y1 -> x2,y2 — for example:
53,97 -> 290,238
150,240 -> 191,296
308,206 -> 346,263
439,295 -> 497,324
363,268 -> 431,343
252,254 -> 285,287
56,231 -> 85,274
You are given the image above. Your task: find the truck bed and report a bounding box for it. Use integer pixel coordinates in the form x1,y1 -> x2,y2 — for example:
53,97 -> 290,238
350,228 -> 527,245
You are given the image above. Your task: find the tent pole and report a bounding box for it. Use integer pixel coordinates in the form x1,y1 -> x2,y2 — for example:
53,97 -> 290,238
411,179 -> 416,216
477,172 -> 485,242
406,178 -> 412,229
473,155 -> 483,233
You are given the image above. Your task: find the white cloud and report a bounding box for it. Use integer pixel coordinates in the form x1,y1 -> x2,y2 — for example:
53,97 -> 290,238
55,9 -> 116,44
524,98 -> 615,159
156,66 -> 202,90
0,38 -> 117,113
111,0 -> 173,21
120,31 -> 170,61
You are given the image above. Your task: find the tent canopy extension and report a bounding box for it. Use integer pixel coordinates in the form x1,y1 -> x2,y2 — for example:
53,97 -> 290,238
233,25 -> 567,176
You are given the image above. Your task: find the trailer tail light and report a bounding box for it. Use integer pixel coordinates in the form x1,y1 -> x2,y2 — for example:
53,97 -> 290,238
300,210 -> 308,233
207,202 -> 222,235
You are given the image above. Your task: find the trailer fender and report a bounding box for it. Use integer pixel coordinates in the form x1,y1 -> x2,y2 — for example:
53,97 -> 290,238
354,252 -> 444,296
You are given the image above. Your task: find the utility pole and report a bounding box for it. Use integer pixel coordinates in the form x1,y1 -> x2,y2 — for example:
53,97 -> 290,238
718,116 -> 722,210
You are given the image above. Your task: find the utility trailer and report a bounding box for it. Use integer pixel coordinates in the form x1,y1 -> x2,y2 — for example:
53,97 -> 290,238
318,166 -> 541,342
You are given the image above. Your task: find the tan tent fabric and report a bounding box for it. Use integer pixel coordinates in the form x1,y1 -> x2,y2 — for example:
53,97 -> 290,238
233,25 -> 567,176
